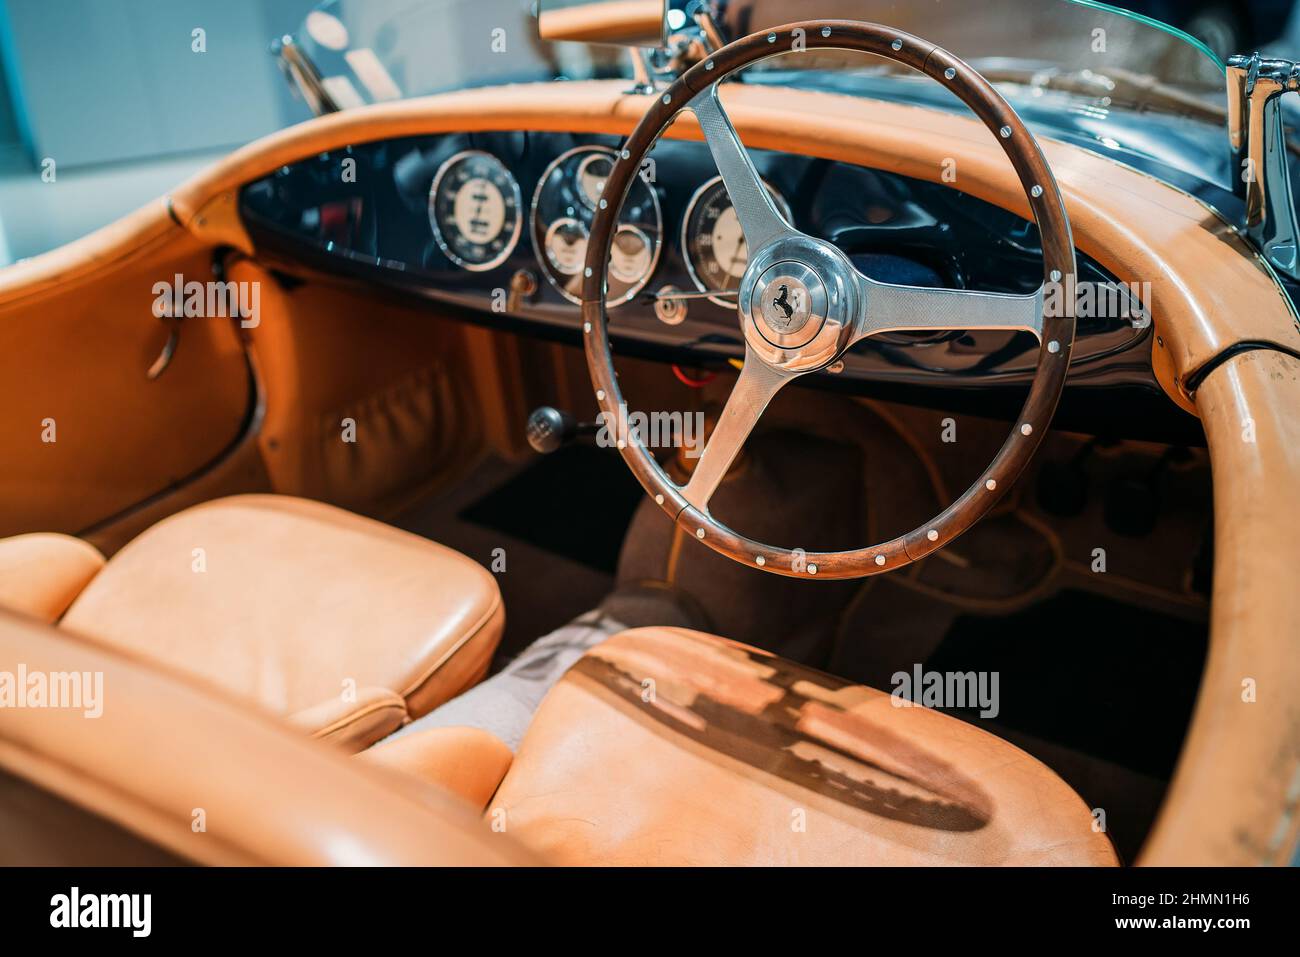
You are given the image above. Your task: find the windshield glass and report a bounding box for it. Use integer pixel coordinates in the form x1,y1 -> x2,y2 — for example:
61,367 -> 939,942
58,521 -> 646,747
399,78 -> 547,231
289,0 -> 1229,179
288,0 -> 610,107
730,0 -> 1225,111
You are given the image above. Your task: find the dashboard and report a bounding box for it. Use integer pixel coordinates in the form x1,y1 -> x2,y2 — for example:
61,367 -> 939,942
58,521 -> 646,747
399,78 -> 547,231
238,129 -> 1194,441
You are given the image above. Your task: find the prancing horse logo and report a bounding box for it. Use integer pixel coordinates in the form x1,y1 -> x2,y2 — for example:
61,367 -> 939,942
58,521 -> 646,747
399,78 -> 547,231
758,275 -> 811,336
772,283 -> 794,320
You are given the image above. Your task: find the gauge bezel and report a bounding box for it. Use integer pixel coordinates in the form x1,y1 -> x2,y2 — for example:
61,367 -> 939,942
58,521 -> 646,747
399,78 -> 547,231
428,149 -> 523,272
531,145 -> 663,306
680,173 -> 793,307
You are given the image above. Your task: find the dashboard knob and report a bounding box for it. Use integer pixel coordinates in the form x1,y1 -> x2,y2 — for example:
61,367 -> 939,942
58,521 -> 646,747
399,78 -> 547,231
653,284 -> 688,325
507,269 -> 538,312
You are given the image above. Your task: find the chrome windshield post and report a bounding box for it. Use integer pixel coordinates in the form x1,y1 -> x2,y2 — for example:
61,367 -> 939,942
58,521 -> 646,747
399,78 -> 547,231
271,34 -> 338,116
1227,53 -> 1300,281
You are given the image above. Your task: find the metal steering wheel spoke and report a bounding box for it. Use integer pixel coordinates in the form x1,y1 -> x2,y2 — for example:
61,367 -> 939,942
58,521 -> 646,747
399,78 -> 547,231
852,271 -> 1045,344
688,86 -> 792,253
679,345 -> 797,512
583,21 -> 1076,579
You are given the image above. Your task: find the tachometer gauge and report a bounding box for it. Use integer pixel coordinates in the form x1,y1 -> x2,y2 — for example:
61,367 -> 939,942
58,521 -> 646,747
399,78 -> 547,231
682,175 -> 792,306
531,145 -> 662,305
429,150 -> 522,271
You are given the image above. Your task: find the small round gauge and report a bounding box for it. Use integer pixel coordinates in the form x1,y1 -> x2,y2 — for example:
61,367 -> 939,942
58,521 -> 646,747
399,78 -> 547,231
610,225 -> 653,284
531,145 -> 663,305
429,150 -> 522,271
575,152 -> 613,210
682,175 -> 793,306
543,217 -> 588,276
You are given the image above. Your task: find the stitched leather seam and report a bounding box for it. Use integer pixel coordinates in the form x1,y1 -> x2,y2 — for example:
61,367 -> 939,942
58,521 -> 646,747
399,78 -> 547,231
397,583 -> 503,701
312,699 -> 407,739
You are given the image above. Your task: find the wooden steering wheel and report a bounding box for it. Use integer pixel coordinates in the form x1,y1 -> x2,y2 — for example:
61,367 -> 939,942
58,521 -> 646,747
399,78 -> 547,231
582,20 -> 1077,579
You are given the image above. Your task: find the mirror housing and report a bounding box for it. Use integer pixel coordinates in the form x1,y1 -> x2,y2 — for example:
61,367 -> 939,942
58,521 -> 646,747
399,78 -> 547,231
537,0 -> 667,49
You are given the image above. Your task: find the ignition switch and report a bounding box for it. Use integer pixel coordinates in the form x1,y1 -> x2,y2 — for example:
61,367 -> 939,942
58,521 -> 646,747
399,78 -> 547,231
654,284 -> 687,325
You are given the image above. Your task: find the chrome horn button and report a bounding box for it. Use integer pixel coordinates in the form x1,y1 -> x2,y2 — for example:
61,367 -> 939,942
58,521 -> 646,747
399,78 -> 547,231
738,234 -> 860,373
750,262 -> 826,348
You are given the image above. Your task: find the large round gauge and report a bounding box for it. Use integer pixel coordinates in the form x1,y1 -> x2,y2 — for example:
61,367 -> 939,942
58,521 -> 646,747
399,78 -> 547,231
682,175 -> 793,306
531,145 -> 662,305
429,150 -> 522,271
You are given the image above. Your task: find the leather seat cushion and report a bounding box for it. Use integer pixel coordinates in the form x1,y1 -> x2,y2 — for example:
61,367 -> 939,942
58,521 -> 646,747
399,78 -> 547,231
0,609 -> 534,866
492,627 -> 1120,866
360,727 -> 513,811
286,686 -> 409,750
0,533 -> 105,624
59,495 -> 503,730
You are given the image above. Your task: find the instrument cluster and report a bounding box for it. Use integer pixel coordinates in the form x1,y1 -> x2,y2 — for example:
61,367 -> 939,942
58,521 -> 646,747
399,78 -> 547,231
527,146 -> 661,305
421,136 -> 790,312
238,130 -> 1177,439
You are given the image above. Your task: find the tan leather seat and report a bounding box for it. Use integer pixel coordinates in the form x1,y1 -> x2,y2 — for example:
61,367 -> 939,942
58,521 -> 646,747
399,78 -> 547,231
3,494 -> 503,750
0,533 -> 105,624
0,609 -> 532,866
0,609 -> 1117,866
360,726 -> 513,811
489,627 -> 1120,866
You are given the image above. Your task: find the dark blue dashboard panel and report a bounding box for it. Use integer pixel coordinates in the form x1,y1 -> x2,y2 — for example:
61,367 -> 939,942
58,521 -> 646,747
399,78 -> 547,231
239,130 -> 1197,441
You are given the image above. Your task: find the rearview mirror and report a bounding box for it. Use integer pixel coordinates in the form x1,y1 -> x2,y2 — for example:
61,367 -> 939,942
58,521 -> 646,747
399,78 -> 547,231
537,0 -> 668,49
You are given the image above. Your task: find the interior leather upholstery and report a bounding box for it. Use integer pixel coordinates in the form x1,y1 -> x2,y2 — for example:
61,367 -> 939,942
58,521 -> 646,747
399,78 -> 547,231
491,627 -> 1120,866
286,686 -> 408,751
0,201 -> 253,539
0,609 -> 1117,866
0,610 -> 534,866
57,494 -> 503,748
360,726 -> 513,811
1142,350 -> 1300,865
0,533 -> 105,624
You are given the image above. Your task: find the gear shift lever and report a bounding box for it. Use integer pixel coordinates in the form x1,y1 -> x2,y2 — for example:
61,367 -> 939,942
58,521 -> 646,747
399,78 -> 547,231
526,406 -> 597,454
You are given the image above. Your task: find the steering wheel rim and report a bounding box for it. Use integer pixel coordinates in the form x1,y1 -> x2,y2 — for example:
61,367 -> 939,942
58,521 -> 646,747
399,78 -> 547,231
582,20 -> 1077,579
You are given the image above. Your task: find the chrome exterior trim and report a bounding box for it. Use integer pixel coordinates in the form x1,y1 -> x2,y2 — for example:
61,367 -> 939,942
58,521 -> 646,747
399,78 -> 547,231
271,34 -> 338,116
1227,53 -> 1300,280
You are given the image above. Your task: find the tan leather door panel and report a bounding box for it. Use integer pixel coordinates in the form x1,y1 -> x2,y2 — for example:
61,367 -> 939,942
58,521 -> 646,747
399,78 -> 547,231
0,203 -> 251,537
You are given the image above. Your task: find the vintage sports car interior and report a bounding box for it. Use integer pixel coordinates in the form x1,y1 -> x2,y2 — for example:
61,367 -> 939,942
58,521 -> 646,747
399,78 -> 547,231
1,0 -> 1299,879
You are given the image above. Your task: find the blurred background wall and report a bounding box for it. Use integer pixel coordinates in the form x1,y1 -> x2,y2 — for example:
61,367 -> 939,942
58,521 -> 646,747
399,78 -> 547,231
0,0 -> 319,264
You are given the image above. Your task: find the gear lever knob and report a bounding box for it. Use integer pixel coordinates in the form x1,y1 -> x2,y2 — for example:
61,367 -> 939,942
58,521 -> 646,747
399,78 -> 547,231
526,406 -> 579,454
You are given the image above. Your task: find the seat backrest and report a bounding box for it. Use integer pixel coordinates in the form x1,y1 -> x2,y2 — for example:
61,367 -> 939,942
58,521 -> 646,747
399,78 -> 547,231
0,610 -> 536,866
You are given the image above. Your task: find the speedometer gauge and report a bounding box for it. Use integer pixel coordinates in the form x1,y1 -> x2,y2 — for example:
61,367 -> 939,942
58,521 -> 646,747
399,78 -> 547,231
429,150 -> 522,271
682,175 -> 792,306
531,145 -> 662,305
